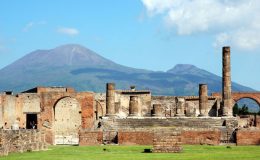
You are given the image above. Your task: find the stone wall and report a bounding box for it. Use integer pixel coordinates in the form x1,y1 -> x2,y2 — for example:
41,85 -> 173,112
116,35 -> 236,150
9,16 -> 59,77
94,90 -> 151,119
0,129 -> 47,156
79,130 -> 103,145
0,87 -> 94,145
115,128 -> 222,146
151,96 -> 219,117
236,129 -> 260,145
182,129 -> 221,145
237,115 -> 260,128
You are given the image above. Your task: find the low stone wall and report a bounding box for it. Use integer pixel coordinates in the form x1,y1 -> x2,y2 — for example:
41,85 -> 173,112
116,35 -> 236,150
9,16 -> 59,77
117,128 -> 221,146
236,129 -> 260,145
118,131 -> 153,145
79,130 -> 103,145
0,129 -> 47,156
182,129 -> 221,145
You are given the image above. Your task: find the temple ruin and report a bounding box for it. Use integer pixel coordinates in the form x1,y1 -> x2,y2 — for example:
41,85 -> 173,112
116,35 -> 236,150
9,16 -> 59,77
1,46 -> 260,155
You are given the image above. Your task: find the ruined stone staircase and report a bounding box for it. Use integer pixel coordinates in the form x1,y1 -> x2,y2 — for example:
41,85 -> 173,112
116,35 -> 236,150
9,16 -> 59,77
101,117 -> 227,131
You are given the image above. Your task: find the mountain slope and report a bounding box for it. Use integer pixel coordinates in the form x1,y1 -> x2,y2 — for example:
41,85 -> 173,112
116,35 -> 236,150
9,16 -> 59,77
0,44 -> 255,95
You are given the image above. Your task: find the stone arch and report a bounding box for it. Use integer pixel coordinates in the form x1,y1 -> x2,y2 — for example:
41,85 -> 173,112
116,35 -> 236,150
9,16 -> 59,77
232,94 -> 260,115
95,100 -> 104,119
53,96 -> 81,145
232,93 -> 260,107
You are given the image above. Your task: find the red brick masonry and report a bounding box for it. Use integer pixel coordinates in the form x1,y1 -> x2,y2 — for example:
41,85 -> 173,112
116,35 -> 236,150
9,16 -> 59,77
79,131 -> 103,145
236,129 -> 260,145
118,131 -> 154,145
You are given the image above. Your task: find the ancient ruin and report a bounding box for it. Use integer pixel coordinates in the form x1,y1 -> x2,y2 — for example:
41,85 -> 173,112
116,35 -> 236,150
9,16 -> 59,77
1,46 -> 260,155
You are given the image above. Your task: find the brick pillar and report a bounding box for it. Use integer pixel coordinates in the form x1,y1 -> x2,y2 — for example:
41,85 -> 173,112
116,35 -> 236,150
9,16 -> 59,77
222,46 -> 233,116
199,84 -> 208,117
152,104 -> 163,117
175,97 -> 185,117
128,96 -> 139,117
106,83 -> 116,117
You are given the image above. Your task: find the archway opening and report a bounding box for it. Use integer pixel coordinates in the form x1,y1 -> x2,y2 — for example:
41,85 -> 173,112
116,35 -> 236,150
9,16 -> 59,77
233,98 -> 260,116
53,97 -> 81,145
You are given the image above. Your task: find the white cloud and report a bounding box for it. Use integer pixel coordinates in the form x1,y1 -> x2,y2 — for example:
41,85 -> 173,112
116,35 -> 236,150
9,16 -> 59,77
57,27 -> 79,36
141,0 -> 260,50
23,21 -> 46,32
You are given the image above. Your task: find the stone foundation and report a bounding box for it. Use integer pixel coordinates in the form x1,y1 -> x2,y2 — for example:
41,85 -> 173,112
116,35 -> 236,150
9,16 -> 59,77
118,131 -> 153,145
153,130 -> 182,153
0,129 -> 47,156
182,129 -> 221,145
79,130 -> 103,145
236,128 -> 260,145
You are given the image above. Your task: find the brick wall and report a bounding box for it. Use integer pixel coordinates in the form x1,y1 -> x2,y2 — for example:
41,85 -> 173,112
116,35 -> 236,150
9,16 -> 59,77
236,129 -> 260,145
153,130 -> 182,153
0,129 -> 47,156
181,129 -> 221,145
118,131 -> 153,145
79,130 -> 103,145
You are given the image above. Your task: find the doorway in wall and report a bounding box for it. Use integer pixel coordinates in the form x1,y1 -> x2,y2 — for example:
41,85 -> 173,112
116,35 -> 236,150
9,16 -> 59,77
26,114 -> 37,129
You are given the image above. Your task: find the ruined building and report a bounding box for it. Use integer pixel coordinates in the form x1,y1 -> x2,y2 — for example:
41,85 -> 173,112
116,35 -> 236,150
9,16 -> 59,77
1,46 -> 260,152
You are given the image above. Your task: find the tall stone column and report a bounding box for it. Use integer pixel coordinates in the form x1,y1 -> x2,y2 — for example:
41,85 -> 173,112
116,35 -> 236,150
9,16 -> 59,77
128,96 -> 139,117
222,46 -> 232,116
106,83 -> 116,117
199,84 -> 208,117
175,97 -> 185,117
152,104 -> 163,117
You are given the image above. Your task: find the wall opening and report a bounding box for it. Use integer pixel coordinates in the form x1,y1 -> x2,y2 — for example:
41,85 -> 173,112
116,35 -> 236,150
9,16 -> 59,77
26,114 -> 37,129
54,97 -> 81,145
233,98 -> 260,116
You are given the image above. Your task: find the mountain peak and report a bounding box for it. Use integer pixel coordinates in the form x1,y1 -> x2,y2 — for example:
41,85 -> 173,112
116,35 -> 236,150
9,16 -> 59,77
167,64 -> 216,78
167,64 -> 199,74
4,44 -> 117,69
53,44 -> 90,54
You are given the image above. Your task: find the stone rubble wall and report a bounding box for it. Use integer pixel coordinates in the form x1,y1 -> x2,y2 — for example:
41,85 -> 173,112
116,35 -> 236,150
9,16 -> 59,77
0,129 -> 47,156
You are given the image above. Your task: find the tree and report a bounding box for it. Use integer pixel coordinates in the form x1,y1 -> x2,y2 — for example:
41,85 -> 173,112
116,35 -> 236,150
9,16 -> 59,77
239,104 -> 249,115
233,104 -> 239,116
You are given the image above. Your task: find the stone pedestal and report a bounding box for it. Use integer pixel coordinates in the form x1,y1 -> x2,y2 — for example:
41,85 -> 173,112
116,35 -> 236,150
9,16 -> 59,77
128,96 -> 139,117
199,84 -> 208,117
153,129 -> 183,153
105,83 -> 116,117
175,97 -> 185,117
152,104 -> 164,117
222,47 -> 233,117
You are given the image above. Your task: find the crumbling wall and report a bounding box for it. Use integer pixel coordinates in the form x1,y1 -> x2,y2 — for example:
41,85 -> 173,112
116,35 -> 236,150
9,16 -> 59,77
153,129 -> 182,153
38,91 -> 94,144
152,96 -> 218,117
114,128 -> 222,146
0,129 -> 47,156
236,129 -> 260,145
115,91 -> 151,118
152,96 -> 176,117
181,129 -> 221,145
0,89 -> 94,145
118,130 -> 153,145
79,130 -> 103,145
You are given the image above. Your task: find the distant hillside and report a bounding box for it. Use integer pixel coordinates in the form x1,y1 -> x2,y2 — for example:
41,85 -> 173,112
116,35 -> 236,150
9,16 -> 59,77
0,44 -> 255,95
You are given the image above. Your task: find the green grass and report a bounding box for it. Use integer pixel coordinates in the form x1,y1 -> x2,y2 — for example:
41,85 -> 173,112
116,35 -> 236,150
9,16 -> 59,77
1,145 -> 260,160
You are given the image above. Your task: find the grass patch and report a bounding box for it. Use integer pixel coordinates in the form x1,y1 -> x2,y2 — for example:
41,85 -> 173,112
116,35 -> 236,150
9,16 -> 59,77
0,145 -> 260,160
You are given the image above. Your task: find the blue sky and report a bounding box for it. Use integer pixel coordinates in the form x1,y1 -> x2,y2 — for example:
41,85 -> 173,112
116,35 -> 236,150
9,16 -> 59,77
0,0 -> 259,90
